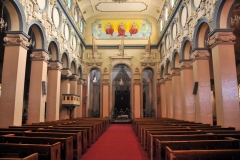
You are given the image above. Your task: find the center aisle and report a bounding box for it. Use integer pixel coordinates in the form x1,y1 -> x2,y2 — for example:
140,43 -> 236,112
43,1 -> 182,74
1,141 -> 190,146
81,124 -> 149,160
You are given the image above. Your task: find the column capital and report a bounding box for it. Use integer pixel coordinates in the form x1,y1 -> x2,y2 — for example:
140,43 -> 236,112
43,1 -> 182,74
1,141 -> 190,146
160,78 -> 165,84
48,61 -> 63,70
171,68 -> 181,76
180,60 -> 193,70
102,79 -> 110,85
165,74 -> 172,81
30,50 -> 50,62
208,29 -> 236,48
77,78 -> 84,85
61,68 -> 72,78
190,49 -> 210,61
133,79 -> 141,85
3,31 -> 31,50
69,74 -> 78,81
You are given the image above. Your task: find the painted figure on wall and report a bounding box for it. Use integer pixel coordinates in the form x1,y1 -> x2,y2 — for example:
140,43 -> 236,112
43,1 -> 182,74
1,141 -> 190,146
118,22 -> 126,37
106,22 -> 114,36
129,22 -> 138,36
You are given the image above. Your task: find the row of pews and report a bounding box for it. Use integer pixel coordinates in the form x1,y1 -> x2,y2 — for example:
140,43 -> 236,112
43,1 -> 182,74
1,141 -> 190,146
132,118 -> 240,160
0,118 -> 110,160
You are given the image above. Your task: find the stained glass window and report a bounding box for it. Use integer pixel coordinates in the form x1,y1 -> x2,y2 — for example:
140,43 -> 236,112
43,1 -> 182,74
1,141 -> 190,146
67,0 -> 71,9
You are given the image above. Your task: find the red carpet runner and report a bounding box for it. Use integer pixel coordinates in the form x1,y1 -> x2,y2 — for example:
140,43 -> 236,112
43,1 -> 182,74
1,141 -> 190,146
81,124 -> 149,160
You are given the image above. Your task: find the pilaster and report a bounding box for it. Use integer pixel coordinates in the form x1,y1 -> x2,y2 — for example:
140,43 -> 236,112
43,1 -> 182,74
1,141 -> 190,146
27,50 -> 50,124
165,74 -> 173,118
0,32 -> 30,127
208,29 -> 240,129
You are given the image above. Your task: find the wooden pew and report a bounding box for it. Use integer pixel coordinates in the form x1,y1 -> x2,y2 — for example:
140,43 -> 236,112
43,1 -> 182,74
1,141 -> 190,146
0,143 -> 61,160
165,147 -> 240,160
50,126 -> 92,147
0,153 -> 38,160
36,129 -> 87,154
156,139 -> 239,160
142,128 -> 190,148
1,135 -> 73,160
147,130 -> 202,158
23,131 -> 81,160
148,133 -> 215,160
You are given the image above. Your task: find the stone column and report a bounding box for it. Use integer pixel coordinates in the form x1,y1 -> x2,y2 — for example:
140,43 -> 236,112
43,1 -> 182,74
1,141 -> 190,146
60,69 -> 72,119
171,68 -> 182,120
165,75 -> 173,118
191,49 -> 212,125
102,80 -> 110,118
180,60 -> 195,122
0,32 -> 30,127
45,61 -> 62,121
156,79 -> 161,117
133,79 -> 141,118
27,50 -> 50,124
81,80 -> 87,117
208,29 -> 240,129
160,79 -> 166,118
69,74 -> 78,118
75,79 -> 83,118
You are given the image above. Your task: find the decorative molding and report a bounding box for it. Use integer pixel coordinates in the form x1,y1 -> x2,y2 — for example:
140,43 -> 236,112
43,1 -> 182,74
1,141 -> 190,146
171,68 -> 181,76
48,61 -> 63,70
4,34 -> 31,49
102,79 -> 110,85
190,49 -> 210,61
165,74 -> 172,81
180,61 -> 192,69
77,79 -> 84,85
133,79 -> 141,85
69,74 -> 78,81
208,31 -> 236,48
160,79 -> 165,84
30,51 -> 50,62
61,68 -> 72,77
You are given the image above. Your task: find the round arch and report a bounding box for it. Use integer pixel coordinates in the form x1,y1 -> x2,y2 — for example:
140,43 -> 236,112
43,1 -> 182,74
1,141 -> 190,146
192,18 -> 211,49
61,51 -> 70,69
180,37 -> 192,61
160,65 -> 165,79
27,20 -> 47,50
2,0 -> 27,32
172,49 -> 180,68
48,38 -> 61,61
70,59 -> 78,75
165,58 -> 172,75
212,0 -> 235,29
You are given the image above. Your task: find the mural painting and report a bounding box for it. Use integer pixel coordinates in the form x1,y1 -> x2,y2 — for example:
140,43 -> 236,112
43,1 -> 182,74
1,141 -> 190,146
92,19 -> 151,39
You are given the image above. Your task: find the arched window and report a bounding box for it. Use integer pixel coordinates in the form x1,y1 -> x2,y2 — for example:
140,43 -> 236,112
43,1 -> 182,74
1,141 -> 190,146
170,0 -> 175,8
164,6 -> 168,21
74,7 -> 79,22
67,0 -> 71,9
159,18 -> 163,32
80,19 -> 84,33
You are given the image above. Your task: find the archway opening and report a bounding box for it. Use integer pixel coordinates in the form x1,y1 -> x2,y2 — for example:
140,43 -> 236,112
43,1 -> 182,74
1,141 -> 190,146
111,64 -> 131,121
142,68 -> 155,117
87,68 -> 101,117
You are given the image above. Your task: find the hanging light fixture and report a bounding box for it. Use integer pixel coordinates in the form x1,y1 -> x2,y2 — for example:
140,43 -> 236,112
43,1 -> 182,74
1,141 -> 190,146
93,75 -> 97,83
0,4 -> 7,32
112,0 -> 128,3
119,78 -> 124,85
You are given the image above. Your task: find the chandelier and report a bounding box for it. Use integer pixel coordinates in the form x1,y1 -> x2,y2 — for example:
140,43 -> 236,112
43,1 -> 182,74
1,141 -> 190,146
112,0 -> 128,3
0,4 -> 7,32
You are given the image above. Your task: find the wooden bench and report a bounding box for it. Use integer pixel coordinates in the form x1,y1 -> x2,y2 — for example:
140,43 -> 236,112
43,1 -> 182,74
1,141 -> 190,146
165,147 -> 240,160
142,128 -> 191,148
148,134 -> 215,160
1,135 -> 73,160
0,153 -> 38,160
147,130 -> 202,158
23,131 -> 81,160
0,143 -> 61,160
37,128 -> 87,154
156,139 -> 239,160
50,126 -> 92,147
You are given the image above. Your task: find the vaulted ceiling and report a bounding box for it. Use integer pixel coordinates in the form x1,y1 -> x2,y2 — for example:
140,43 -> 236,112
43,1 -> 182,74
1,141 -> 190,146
77,0 -> 165,20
